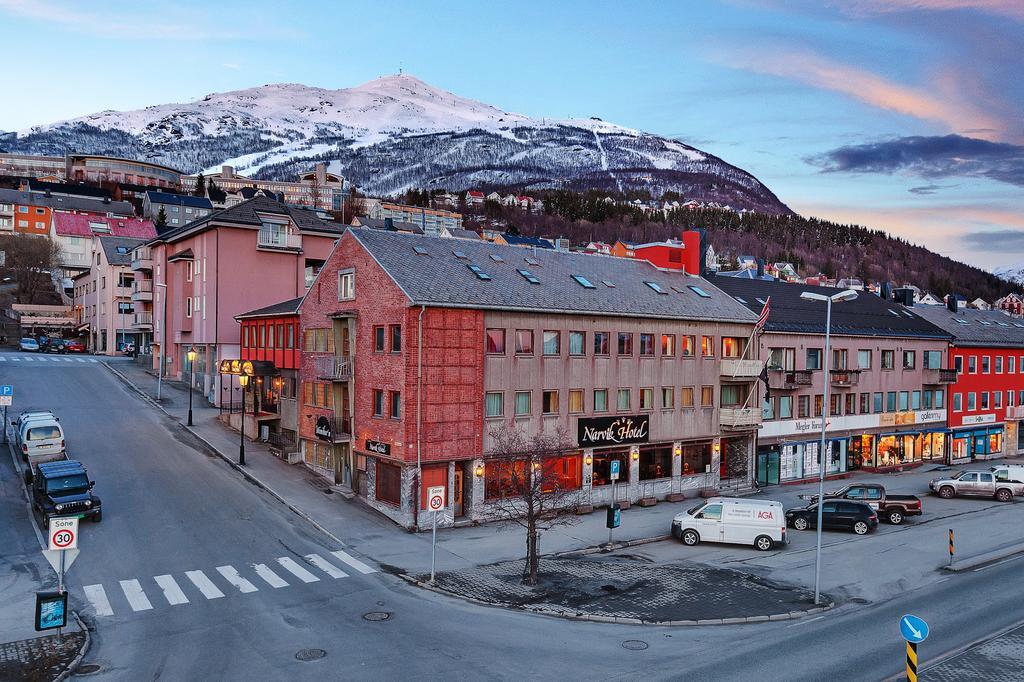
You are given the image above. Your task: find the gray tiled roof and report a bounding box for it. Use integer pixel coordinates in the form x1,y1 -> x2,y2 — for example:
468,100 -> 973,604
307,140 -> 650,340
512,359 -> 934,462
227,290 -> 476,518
351,228 -> 758,323
145,191 -> 212,210
98,236 -> 147,266
0,188 -> 134,216
352,216 -> 425,234
156,196 -> 343,244
235,297 -> 303,319
444,228 -> 481,240
909,305 -> 1024,348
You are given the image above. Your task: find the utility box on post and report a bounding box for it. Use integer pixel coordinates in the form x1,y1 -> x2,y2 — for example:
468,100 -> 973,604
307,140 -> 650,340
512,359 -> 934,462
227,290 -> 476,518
606,503 -> 621,529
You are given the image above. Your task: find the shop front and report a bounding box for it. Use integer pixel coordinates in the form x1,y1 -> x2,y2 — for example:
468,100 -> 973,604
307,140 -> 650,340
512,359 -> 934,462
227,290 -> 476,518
951,425 -> 1004,461
857,429 -> 947,469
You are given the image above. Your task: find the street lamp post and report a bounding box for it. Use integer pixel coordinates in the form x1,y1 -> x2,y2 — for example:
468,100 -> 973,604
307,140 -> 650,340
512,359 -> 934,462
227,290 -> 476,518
238,374 -> 249,465
800,288 -> 858,605
155,282 -> 168,402
186,347 -> 197,427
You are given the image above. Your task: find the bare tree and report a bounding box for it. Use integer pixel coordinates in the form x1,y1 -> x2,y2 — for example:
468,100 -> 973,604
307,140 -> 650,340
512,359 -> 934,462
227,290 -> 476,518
0,234 -> 61,304
485,423 -> 583,585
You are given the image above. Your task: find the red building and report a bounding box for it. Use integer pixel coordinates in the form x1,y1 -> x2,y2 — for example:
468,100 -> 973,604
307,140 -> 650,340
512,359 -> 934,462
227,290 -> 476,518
618,230 -> 702,275
913,303 -> 1024,461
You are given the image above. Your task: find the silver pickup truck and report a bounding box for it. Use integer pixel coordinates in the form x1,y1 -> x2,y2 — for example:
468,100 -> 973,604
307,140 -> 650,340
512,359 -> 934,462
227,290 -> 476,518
929,470 -> 1024,502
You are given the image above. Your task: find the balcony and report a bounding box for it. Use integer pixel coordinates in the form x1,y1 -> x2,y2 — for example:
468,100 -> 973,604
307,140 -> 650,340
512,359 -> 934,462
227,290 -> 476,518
719,406 -> 761,429
1006,405 -> 1024,420
922,368 -> 957,385
720,358 -> 762,381
830,369 -> 860,388
131,280 -> 153,302
131,248 -> 153,271
315,355 -> 354,381
314,414 -> 352,443
257,229 -> 302,251
767,369 -> 813,390
132,312 -> 153,329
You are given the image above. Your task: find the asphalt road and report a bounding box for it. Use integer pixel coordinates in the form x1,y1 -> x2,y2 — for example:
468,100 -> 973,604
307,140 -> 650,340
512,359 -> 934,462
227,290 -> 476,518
2,352 -> 1023,681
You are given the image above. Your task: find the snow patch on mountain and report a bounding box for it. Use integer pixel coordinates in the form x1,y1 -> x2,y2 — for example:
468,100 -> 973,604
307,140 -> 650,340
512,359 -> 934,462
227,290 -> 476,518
993,264 -> 1024,285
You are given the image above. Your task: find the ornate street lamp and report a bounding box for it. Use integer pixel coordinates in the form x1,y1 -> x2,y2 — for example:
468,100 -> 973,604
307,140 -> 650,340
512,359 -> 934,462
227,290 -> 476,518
186,347 -> 197,427
238,374 -> 250,466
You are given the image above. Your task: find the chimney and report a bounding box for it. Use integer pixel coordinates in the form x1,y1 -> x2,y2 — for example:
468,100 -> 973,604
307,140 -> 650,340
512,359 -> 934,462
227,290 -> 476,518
222,165 -> 234,179
384,217 -> 395,231
315,162 -> 327,185
681,230 -> 700,275
947,294 -> 959,313
894,288 -> 914,307
880,282 -> 891,299
756,258 -> 765,278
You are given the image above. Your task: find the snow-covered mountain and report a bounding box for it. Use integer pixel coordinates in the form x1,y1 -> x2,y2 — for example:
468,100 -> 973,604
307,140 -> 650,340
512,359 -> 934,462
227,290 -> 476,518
0,74 -> 791,213
994,264 -> 1024,285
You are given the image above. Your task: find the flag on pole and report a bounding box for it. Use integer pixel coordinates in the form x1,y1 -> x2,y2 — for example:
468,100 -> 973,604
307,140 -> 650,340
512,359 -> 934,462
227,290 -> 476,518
755,296 -> 771,331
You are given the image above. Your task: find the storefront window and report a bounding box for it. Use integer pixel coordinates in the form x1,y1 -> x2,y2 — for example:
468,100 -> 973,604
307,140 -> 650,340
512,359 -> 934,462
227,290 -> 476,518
781,444 -> 801,480
592,449 -> 630,486
876,436 -> 898,468
541,454 -> 582,492
638,444 -> 673,480
680,442 -> 712,476
485,460 -> 527,500
990,432 -> 1003,454
375,461 -> 402,506
722,437 -> 749,480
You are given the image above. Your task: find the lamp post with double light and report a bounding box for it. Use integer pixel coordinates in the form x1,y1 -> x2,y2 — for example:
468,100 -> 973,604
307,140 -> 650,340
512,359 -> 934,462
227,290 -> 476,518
186,347 -> 197,426
237,374 -> 249,465
800,288 -> 858,605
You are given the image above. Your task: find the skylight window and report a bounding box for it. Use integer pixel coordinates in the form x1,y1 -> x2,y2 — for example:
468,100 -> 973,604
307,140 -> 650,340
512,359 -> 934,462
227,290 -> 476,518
467,264 -> 491,280
888,310 -> 900,317
453,250 -> 468,260
525,257 -> 541,266
517,269 -> 540,284
644,281 -> 668,294
572,275 -> 597,289
689,286 -> 712,298
1014,323 -> 1024,328
998,322 -> 1010,327
734,296 -> 748,304
670,286 -> 685,294
413,246 -> 429,255
756,298 -> 767,305
116,246 -> 129,254
980,320 -> 992,325
602,280 -> 616,288
489,254 -> 504,262
954,318 -> 970,325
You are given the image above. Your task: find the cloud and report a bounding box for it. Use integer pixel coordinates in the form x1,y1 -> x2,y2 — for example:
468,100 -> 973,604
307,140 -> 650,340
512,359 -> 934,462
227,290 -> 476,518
812,134 -> 1024,188
908,184 -> 946,194
962,229 -> 1024,252
835,0 -> 1024,22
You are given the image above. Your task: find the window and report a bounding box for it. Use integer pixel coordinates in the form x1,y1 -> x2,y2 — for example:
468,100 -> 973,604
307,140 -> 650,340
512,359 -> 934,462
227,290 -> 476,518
376,461 -> 401,506
798,395 -> 810,418
721,384 -> 742,407
517,269 -> 540,284
617,389 -> 631,411
373,389 -> 385,416
661,334 -> 676,356
680,442 -> 712,476
701,335 -> 714,357
338,271 -> 355,300
884,391 -> 895,412
568,390 -> 584,413
968,356 -> 977,373
828,394 -> 842,416
721,337 -> 743,358
911,391 -> 921,410
186,297 -> 193,318
592,450 -> 630,486
390,325 -> 402,352
390,391 -> 401,419
594,332 -> 610,355
514,391 -> 532,416
845,393 -> 856,415
467,264 -> 491,280
982,356 -> 991,373
778,395 -> 793,419
682,335 -> 695,357
515,329 -> 534,354
543,390 -> 559,414
860,393 -> 871,414
571,275 -> 596,289
644,281 -> 667,294
813,394 -> 824,417
639,333 -> 655,356
832,348 -> 847,370
618,332 -> 633,356
569,331 -> 585,355
485,392 -> 504,417
186,260 -> 193,282
689,286 -> 712,298
924,351 -> 942,370
266,324 -> 275,349
638,444 -> 673,480
639,388 -> 654,410
374,326 -> 386,352
903,351 -> 915,369
543,331 -> 560,356
806,348 -> 822,370
967,392 -> 976,410
701,386 -> 714,407
593,389 -> 608,413
858,350 -> 872,369
680,387 -> 694,408
995,392 -> 1003,409
485,328 -> 506,354
762,398 -> 775,420
881,350 -> 895,370
661,387 -> 674,409
981,392 -> 989,410
1011,357 -> 1017,374
18,206 -> 27,213
954,356 -> 964,373
897,391 -> 908,411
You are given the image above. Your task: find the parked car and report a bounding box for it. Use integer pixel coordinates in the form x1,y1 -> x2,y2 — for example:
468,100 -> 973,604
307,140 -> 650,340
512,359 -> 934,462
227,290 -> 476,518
13,413 -> 66,471
671,497 -> 786,551
928,471 -> 1024,502
991,464 -> 1024,483
31,459 -> 101,527
121,342 -> 135,356
45,339 -> 69,354
63,340 -> 87,354
19,337 -> 39,352
786,500 -> 878,535
803,483 -> 922,525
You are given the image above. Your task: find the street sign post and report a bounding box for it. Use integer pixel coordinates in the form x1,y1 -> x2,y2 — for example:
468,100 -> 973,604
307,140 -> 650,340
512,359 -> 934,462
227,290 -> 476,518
0,385 -> 12,443
608,459 -> 621,544
427,485 -> 445,583
900,614 -> 929,682
45,517 -> 80,643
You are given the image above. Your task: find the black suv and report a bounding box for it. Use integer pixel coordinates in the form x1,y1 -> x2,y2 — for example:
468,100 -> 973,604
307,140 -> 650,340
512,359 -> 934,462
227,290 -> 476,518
31,459 -> 102,527
785,500 -> 877,535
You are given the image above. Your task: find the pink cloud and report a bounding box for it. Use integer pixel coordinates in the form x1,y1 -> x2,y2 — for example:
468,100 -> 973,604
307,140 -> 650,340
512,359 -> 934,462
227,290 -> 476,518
835,0 -> 1024,22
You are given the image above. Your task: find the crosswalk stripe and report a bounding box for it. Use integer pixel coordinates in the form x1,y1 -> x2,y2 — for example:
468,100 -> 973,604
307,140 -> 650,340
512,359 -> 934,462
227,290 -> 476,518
277,557 -> 319,583
120,579 -> 153,612
62,357 -> 73,362
216,565 -> 258,593
0,356 -> 6,361
75,358 -> 86,363
305,554 -> 348,579
9,357 -> 20,361
185,570 -> 225,599
252,563 -> 289,588
83,584 -> 114,616
330,549 -> 377,574
88,358 -> 97,363
153,575 -> 189,605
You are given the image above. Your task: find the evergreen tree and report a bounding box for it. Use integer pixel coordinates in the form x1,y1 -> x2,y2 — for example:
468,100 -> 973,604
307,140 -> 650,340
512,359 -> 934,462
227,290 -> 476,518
194,173 -> 206,197
156,207 -> 167,228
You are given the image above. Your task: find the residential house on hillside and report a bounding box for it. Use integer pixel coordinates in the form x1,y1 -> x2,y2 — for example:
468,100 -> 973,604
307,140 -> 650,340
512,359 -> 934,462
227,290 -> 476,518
74,236 -> 146,355
486,191 -> 501,202
142,191 -> 213,228
368,201 -> 462,235
465,190 -> 485,205
738,255 -> 757,270
350,216 -> 424,235
969,298 -> 992,311
52,213 -> 156,275
0,188 -> 134,237
772,262 -> 798,280
996,293 -> 1024,317
611,240 -> 636,258
439,226 -> 481,240
917,292 -> 944,306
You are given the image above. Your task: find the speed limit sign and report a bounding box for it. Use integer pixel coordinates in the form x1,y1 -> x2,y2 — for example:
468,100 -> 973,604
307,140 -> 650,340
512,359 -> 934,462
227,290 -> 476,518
427,486 -> 446,512
48,517 -> 78,551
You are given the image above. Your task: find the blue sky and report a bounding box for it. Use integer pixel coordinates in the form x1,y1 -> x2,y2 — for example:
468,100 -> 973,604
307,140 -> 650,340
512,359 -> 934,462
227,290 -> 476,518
2,0 -> 1022,269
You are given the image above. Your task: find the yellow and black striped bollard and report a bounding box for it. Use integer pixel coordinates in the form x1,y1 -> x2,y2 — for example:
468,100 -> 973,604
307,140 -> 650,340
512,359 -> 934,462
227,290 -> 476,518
949,528 -> 954,565
906,641 -> 918,682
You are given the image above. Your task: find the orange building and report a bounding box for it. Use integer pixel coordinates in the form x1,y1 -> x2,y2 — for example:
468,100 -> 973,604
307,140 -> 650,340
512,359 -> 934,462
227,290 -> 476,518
13,202 -> 51,235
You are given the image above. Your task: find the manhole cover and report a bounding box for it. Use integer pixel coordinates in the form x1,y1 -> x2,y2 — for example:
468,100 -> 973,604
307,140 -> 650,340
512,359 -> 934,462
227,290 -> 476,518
77,663 -> 102,675
622,640 -> 649,651
295,649 -> 326,661
362,611 -> 392,621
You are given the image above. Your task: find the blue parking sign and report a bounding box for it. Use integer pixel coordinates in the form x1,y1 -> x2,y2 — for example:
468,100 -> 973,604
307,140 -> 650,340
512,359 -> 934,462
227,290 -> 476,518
610,459 -> 620,480
0,385 -> 12,397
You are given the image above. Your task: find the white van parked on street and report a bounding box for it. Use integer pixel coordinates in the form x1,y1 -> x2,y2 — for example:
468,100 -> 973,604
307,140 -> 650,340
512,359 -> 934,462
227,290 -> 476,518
671,497 -> 786,551
13,413 -> 66,465
991,464 -> 1024,484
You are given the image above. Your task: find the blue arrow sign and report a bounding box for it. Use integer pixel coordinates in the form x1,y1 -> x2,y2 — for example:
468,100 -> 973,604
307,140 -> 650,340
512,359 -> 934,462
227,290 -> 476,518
0,385 -> 13,397
900,614 -> 929,643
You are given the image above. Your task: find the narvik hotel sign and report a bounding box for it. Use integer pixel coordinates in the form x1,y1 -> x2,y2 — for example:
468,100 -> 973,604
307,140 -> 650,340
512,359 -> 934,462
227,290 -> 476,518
577,415 -> 650,448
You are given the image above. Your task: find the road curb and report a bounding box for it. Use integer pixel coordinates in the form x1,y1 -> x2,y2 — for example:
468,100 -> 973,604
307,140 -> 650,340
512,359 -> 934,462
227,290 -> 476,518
102,363 -> 348,548
941,541 -> 1024,572
54,611 -> 90,682
554,534 -> 672,558
397,573 -> 833,625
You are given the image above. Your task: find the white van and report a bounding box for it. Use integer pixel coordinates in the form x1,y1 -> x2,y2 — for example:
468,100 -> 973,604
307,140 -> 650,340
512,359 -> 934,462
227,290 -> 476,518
14,415 -> 66,464
671,497 -> 786,551
992,464 -> 1024,484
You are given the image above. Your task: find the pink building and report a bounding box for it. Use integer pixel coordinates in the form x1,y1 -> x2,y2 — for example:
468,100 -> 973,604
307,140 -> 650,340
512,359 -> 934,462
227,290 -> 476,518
132,196 -> 345,403
72,236 -> 147,354
52,213 -> 156,274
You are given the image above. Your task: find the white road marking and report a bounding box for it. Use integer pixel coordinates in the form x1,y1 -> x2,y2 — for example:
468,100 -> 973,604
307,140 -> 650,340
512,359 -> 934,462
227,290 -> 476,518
153,574 -> 189,605
252,563 -> 289,588
0,356 -> 6,361
75,358 -> 86,363
277,556 -> 319,583
62,357 -> 73,362
216,565 -> 259,593
787,614 -> 826,628
9,357 -> 19,361
120,579 -> 153,612
330,549 -> 376,574
185,570 -> 225,599
88,358 -> 97,363
973,554 -> 1024,572
83,584 -> 114,616
304,554 -> 348,579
